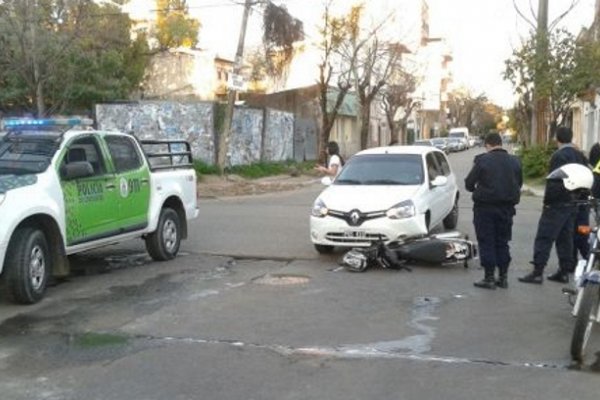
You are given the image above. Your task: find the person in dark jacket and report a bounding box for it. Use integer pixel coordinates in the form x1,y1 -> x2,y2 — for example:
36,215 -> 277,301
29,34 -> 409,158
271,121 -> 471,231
519,127 -> 588,284
465,132 -> 523,289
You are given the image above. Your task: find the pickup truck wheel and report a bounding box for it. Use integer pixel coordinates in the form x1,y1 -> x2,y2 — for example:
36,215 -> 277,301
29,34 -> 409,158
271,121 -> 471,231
2,227 -> 50,304
146,207 -> 181,261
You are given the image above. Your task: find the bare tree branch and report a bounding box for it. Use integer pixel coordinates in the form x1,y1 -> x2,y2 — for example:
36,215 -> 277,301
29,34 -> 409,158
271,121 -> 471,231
513,0 -> 537,30
549,0 -> 580,30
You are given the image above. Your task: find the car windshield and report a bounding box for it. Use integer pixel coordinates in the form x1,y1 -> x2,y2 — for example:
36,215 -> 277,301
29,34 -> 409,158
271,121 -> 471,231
413,140 -> 432,146
448,132 -> 464,138
431,139 -> 445,144
335,154 -> 423,185
0,128 -> 63,175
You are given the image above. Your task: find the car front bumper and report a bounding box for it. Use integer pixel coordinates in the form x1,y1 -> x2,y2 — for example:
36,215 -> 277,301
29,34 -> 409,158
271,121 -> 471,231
310,213 -> 428,247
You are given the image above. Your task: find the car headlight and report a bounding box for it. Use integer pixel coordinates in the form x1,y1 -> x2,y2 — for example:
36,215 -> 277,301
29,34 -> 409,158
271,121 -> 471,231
311,198 -> 329,218
386,199 -> 415,219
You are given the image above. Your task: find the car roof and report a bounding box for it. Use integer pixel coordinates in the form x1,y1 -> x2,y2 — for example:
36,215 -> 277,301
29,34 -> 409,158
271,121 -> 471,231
355,145 -> 441,156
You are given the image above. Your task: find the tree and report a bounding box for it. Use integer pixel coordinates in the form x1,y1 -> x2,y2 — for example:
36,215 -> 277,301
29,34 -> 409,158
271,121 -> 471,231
381,70 -> 417,144
504,28 -> 600,142
447,90 -> 488,133
155,0 -> 200,49
0,0 -> 149,116
315,2 -> 357,161
262,1 -> 304,79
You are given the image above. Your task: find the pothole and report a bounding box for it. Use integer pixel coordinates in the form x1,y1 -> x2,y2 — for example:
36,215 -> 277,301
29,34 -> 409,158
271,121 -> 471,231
253,274 -> 311,286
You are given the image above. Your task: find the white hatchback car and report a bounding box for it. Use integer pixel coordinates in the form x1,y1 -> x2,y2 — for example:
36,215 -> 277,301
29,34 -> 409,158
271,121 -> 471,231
310,146 -> 459,253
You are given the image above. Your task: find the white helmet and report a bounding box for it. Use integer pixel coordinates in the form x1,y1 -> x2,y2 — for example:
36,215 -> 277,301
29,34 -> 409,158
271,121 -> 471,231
546,163 -> 593,191
342,250 -> 369,272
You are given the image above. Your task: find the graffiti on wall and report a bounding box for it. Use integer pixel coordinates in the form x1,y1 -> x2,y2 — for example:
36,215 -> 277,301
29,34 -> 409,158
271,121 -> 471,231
96,102 -> 215,164
96,101 -> 296,166
262,109 -> 294,162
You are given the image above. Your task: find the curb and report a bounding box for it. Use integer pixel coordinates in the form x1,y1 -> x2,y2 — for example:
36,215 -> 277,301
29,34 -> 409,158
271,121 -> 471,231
521,185 -> 544,197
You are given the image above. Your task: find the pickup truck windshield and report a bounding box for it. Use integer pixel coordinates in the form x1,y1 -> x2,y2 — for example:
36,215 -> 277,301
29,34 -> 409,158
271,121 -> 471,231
0,129 -> 62,175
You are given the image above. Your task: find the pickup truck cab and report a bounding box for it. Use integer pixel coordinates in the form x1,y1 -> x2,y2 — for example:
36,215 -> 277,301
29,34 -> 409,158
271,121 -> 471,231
0,118 -> 198,304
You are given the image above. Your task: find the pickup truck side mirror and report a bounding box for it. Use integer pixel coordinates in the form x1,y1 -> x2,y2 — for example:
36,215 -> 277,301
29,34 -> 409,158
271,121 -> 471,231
61,161 -> 94,180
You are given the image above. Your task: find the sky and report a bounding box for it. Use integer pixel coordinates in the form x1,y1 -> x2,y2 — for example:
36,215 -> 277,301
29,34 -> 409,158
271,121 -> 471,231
125,0 -> 598,108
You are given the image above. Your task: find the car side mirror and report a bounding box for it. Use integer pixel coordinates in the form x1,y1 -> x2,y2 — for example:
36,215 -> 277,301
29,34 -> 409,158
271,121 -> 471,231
321,176 -> 332,186
431,175 -> 448,187
61,161 -> 94,180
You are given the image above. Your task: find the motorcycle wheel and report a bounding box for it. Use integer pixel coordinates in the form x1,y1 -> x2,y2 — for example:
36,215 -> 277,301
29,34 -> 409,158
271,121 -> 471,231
570,285 -> 600,362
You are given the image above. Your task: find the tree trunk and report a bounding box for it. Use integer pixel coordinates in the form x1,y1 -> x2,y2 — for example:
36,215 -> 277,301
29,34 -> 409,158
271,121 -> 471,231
360,105 -> 370,149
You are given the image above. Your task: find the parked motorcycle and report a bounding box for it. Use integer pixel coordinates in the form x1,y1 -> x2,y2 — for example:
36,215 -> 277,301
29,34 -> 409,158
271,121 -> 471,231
564,198 -> 600,363
341,231 -> 478,273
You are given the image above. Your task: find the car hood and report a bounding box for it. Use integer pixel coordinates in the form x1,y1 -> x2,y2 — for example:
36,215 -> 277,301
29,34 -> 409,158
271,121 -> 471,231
0,174 -> 38,194
319,184 -> 422,212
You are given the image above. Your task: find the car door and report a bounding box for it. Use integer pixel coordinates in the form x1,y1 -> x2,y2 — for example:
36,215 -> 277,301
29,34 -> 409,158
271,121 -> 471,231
433,151 -> 456,217
103,135 -> 151,232
59,135 -> 119,246
424,151 -> 446,226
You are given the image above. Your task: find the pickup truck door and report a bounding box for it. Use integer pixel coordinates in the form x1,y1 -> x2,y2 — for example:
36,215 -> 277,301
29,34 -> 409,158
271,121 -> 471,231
59,136 -> 119,246
104,135 -> 151,231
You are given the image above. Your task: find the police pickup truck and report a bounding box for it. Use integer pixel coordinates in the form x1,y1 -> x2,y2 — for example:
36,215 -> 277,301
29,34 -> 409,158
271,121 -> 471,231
0,118 -> 198,304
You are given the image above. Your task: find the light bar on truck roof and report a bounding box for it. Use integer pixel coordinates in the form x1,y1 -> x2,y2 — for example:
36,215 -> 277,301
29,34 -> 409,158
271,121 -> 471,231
3,118 -> 93,128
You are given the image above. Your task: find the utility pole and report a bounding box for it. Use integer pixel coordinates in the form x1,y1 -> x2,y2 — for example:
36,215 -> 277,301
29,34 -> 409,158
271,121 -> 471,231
218,0 -> 253,172
531,0 -> 549,145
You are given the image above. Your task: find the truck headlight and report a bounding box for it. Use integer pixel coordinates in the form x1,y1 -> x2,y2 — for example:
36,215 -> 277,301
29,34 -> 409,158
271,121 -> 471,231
386,200 -> 415,219
311,198 -> 329,218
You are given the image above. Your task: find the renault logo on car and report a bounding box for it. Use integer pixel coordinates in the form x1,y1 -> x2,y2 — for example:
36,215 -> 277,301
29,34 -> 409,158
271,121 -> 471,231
350,210 -> 361,225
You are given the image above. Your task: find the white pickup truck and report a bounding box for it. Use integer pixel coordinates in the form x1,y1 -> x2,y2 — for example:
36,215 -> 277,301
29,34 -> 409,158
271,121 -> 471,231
0,118 -> 198,304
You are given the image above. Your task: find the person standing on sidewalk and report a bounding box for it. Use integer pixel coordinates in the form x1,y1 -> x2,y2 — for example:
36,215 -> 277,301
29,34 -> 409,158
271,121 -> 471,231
519,127 -> 588,285
465,132 -> 523,289
315,141 -> 344,178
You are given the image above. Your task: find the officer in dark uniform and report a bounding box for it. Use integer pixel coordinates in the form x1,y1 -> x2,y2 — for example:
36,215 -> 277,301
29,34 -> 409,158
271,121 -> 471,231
519,127 -> 588,284
465,132 -> 523,289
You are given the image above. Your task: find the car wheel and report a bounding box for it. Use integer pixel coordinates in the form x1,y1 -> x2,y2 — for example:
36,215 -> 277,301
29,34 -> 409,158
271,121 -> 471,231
3,227 -> 51,304
314,244 -> 334,254
145,207 -> 181,261
443,198 -> 459,230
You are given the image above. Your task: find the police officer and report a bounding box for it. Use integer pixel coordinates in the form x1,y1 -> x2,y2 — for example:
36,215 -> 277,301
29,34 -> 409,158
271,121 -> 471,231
519,127 -> 588,284
465,132 -> 523,289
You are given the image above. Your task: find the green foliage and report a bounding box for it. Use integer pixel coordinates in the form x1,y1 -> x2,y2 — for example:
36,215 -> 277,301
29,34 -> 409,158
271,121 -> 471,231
194,160 -> 315,179
0,0 -> 149,115
194,160 -> 220,176
156,0 -> 200,49
504,29 -> 600,137
262,2 -> 304,77
518,144 -> 556,179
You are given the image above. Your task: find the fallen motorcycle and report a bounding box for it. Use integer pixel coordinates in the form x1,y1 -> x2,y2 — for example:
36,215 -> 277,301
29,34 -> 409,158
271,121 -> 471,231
341,231 -> 478,272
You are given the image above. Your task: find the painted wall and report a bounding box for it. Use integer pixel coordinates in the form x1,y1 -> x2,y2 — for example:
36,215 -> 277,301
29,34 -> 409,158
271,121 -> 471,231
95,101 -> 215,164
262,109 -> 294,162
95,101 -> 296,166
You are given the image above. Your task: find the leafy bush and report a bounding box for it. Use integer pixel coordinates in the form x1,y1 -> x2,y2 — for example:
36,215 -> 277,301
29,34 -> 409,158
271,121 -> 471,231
518,144 -> 556,179
194,160 -> 316,179
193,160 -> 220,176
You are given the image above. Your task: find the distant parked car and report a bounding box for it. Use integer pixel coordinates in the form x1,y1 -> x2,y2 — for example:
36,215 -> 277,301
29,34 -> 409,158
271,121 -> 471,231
413,139 -> 434,147
309,146 -> 460,253
446,137 -> 465,152
430,138 -> 449,153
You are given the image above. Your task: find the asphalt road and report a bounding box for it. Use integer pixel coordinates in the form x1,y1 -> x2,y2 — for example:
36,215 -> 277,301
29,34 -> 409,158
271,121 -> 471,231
2,147 -> 600,400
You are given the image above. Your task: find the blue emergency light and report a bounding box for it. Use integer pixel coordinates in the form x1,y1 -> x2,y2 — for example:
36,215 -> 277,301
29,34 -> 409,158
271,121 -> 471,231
3,117 -> 93,128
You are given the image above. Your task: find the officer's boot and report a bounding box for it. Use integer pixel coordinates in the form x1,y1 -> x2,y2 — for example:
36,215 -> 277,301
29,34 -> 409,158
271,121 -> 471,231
518,265 -> 544,284
474,268 -> 496,290
496,267 -> 508,289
